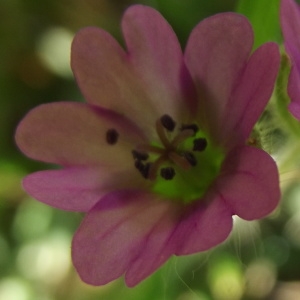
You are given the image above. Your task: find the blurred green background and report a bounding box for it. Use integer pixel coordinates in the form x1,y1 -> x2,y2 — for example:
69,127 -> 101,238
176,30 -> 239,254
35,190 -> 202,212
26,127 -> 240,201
1,0 -> 300,299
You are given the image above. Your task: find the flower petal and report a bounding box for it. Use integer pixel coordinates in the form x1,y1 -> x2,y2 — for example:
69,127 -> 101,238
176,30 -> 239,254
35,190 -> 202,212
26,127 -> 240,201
173,194 -> 233,255
281,0 -> 300,66
72,191 -> 181,286
281,0 -> 300,120
184,13 -> 253,142
71,26 -> 158,137
23,167 -> 148,212
71,6 -> 196,138
122,5 -> 197,121
220,42 -> 280,146
15,102 -> 146,166
288,66 -> 300,120
216,146 -> 280,220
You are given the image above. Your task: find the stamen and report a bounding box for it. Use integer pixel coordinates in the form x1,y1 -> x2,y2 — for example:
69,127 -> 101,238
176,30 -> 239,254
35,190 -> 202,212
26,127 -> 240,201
148,155 -> 168,181
135,160 -> 144,172
168,152 -> 191,170
181,124 -> 199,135
160,167 -> 175,180
143,163 -> 151,179
135,160 -> 151,179
156,119 -> 172,148
182,151 -> 197,166
171,129 -> 194,148
193,138 -> 207,151
160,114 -> 176,132
106,129 -> 119,145
136,144 -> 165,155
132,150 -> 149,161
132,116 -> 204,181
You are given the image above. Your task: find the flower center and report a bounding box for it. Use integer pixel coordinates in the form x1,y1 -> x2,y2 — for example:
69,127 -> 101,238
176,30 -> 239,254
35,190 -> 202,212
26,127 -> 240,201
104,114 -> 225,204
132,114 -> 207,181
131,115 -> 225,204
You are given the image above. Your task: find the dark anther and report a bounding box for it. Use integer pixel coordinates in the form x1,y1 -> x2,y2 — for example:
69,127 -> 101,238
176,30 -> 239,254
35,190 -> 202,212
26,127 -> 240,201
135,160 -> 144,172
144,163 -> 152,178
160,167 -> 175,180
182,151 -> 197,166
135,160 -> 151,179
106,129 -> 119,145
160,114 -> 176,132
180,124 -> 199,135
132,150 -> 149,161
193,138 -> 207,152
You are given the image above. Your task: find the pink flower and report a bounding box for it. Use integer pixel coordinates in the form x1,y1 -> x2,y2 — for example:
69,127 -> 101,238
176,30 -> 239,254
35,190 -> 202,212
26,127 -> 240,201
16,5 -> 280,287
281,0 -> 300,119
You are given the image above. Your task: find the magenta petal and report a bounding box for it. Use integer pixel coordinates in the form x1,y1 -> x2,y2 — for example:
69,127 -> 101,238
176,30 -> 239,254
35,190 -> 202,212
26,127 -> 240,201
71,27 -> 159,138
72,191 -> 181,286
287,65 -> 300,120
220,42 -> 280,145
15,102 -> 145,166
124,203 -> 178,287
281,0 -> 300,119
281,0 -> 300,65
216,146 -> 280,220
184,13 -> 253,141
173,195 -> 233,255
23,167 -> 148,212
122,5 -> 196,120
23,168 -> 102,212
72,5 -> 196,138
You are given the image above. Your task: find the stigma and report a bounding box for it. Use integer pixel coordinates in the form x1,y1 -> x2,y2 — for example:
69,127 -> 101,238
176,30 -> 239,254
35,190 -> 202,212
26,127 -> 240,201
132,114 -> 207,181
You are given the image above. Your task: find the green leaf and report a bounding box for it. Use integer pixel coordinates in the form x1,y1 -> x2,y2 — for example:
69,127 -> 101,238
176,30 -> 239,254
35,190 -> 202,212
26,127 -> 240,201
236,0 -> 281,49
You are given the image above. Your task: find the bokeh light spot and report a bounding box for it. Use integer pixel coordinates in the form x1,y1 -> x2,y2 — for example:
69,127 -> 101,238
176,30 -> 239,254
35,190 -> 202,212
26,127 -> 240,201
16,231 -> 71,285
37,27 -> 74,78
244,258 -> 277,298
207,254 -> 244,300
13,198 -> 53,241
0,277 -> 33,300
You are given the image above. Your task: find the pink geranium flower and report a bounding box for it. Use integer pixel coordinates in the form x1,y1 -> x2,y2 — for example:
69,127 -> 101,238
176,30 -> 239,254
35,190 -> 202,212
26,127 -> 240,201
16,5 -> 280,287
281,0 -> 300,119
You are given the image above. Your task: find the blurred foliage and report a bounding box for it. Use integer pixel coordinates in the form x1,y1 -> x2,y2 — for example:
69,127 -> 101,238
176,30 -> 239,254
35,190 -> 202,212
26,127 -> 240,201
1,0 -> 300,299
236,0 -> 281,49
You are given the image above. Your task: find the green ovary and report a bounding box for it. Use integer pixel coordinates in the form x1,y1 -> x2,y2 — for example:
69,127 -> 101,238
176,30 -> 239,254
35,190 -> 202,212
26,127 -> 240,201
152,135 -> 225,204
